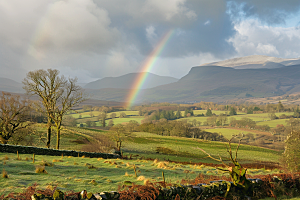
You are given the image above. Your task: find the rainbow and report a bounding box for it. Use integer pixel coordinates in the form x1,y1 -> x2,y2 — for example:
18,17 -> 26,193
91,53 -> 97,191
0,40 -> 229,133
125,29 -> 174,109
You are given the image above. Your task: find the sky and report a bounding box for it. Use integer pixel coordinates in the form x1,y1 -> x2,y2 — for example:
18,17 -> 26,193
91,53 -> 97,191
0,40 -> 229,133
1,0 -> 300,83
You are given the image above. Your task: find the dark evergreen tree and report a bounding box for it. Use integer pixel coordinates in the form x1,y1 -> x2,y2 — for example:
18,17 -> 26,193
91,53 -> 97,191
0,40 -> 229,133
206,109 -> 213,116
229,107 -> 237,116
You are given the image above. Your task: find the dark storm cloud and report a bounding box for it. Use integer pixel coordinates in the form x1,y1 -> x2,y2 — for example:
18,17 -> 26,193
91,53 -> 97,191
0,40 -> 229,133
93,0 -> 236,58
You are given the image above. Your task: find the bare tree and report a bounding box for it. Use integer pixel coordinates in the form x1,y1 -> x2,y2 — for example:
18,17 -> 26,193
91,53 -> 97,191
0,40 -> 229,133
23,69 -> 86,149
110,124 -> 126,151
52,78 -> 86,149
23,69 -> 64,148
0,92 -> 31,144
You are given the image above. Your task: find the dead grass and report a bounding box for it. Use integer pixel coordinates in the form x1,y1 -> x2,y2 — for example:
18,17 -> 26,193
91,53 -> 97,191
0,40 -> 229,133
124,172 -> 132,177
35,166 -> 48,174
40,160 -> 54,167
156,161 -> 169,169
137,176 -> 146,181
2,169 -> 8,178
143,179 -> 150,185
85,163 -> 97,169
53,159 -> 63,163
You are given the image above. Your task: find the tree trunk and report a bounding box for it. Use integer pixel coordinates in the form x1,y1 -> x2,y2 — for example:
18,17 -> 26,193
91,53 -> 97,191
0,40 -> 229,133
46,118 -> 52,148
56,123 -> 61,150
102,117 -> 105,127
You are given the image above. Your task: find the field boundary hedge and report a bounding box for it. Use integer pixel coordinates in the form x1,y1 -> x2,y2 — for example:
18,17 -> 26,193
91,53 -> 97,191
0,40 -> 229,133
0,144 -> 120,159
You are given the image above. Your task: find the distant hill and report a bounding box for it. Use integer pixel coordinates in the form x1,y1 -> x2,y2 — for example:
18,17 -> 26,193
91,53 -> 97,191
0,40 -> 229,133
84,72 -> 178,90
144,64 -> 300,102
87,64 -> 300,103
0,77 -> 24,93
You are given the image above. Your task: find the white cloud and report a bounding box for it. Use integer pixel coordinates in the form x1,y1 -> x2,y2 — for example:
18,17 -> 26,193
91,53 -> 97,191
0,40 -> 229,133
257,43 -> 279,55
27,0 -> 118,58
204,20 -> 211,25
228,19 -> 300,58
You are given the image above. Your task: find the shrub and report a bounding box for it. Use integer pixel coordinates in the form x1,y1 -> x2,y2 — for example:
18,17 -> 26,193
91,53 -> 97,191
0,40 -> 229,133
53,189 -> 64,200
119,112 -> 127,118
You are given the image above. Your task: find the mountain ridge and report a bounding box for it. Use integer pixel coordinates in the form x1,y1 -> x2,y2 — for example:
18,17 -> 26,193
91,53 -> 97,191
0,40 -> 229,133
2,55 -> 300,104
203,55 -> 300,69
84,72 -> 178,90
86,64 -> 300,103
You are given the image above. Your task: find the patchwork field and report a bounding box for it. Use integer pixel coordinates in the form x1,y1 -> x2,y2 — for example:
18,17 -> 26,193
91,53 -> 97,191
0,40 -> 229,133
65,108 -> 295,133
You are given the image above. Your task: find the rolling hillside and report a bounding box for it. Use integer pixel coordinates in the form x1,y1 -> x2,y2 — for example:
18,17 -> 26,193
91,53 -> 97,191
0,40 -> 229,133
84,72 -> 178,90
0,77 -> 24,93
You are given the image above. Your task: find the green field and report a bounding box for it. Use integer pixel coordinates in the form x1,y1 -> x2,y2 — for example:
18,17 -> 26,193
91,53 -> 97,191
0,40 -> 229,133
204,128 -> 259,139
193,110 -> 244,116
69,110 -> 139,119
122,132 -> 281,164
257,119 -> 289,128
177,111 -> 294,128
66,110 -> 141,127
111,117 -> 143,125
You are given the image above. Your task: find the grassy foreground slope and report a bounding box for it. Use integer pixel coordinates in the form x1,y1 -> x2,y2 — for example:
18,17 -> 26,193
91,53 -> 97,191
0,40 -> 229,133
0,151 -> 281,196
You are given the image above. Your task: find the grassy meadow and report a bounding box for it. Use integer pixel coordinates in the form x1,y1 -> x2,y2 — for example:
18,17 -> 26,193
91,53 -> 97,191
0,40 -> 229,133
0,149 -> 282,196
2,109 -> 296,197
